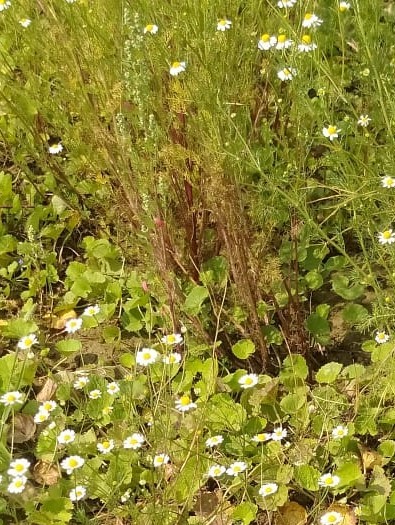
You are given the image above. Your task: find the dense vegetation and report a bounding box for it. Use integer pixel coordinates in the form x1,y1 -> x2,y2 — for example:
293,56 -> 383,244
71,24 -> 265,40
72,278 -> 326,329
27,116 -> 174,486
1,0 -> 395,523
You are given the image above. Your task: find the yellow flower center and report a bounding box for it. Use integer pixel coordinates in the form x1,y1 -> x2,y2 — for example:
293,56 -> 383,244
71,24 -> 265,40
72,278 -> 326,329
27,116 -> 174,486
156,457 -> 164,464
15,464 -> 24,472
386,178 -> 394,185
302,35 -> 312,44
167,335 -> 176,343
145,24 -> 154,32
244,377 -> 253,385
233,466 -> 241,472
261,33 -> 270,42
143,352 -> 152,360
7,394 -> 16,402
325,477 -> 334,485
218,20 -> 226,26
264,486 -> 273,494
214,468 -> 221,475
383,231 -> 392,239
102,441 -> 110,448
328,126 -> 337,135
25,338 -> 32,346
179,395 -> 191,405
327,516 -> 339,524
69,459 -> 78,468
14,480 -> 23,488
168,355 -> 176,363
339,5 -> 347,12
304,13 -> 313,20
172,62 -> 181,68
278,34 -> 287,43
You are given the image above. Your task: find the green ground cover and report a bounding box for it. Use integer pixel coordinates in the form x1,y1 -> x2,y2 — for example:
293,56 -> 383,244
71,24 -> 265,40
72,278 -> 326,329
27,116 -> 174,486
2,0 -> 395,523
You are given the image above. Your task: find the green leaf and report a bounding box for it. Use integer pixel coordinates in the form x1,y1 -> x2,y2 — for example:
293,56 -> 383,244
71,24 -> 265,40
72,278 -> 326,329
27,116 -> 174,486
342,304 -> 369,325
206,393 -> 246,432
119,353 -> 134,368
341,363 -> 366,379
102,326 -> 120,343
280,390 -> 307,414
305,270 -> 324,290
261,325 -> 283,345
55,339 -> 82,355
371,343 -> 394,363
336,461 -> 362,487
378,441 -> 395,459
325,256 -> 346,271
232,339 -> 255,359
232,502 -> 258,525
331,274 -> 365,300
294,464 -> 320,491
0,318 -> 38,338
306,313 -> 330,336
281,355 -> 308,380
183,285 -> 209,315
316,362 -> 343,383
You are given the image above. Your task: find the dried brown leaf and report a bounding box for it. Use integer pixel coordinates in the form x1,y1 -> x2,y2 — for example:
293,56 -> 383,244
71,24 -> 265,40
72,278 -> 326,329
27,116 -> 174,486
36,377 -> 57,402
51,309 -> 77,330
7,413 -> 36,443
33,461 -> 60,486
275,501 -> 307,525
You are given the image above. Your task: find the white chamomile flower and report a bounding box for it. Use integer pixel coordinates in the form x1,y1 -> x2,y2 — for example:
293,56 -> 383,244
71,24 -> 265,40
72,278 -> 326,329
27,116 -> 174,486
107,382 -> 120,395
17,334 -> 38,350
217,19 -> 232,31
169,61 -> 186,77
252,432 -> 272,443
226,461 -> 247,476
34,408 -> 50,423
205,435 -> 224,447
378,229 -> 395,245
7,476 -> 27,494
162,352 -> 182,364
381,176 -> 395,188
97,439 -> 115,454
60,455 -> 85,474
208,465 -> 226,478
0,1 -> 11,12
322,125 -> 341,141
73,375 -> 89,389
320,511 -> 344,525
259,482 -> 278,497
65,0 -> 77,3
123,433 -> 145,450
161,333 -> 183,345
339,1 -> 351,11
277,67 -> 297,81
57,429 -> 76,445
40,400 -> 57,412
277,0 -> 297,7
302,13 -> 323,28
319,473 -> 340,488
153,453 -> 170,467
69,485 -> 86,502
88,389 -> 101,400
48,142 -> 63,154
82,304 -> 100,317
64,317 -> 82,333
0,391 -> 24,407
375,331 -> 389,344
120,489 -> 131,502
175,394 -> 197,412
19,18 -> 31,27
357,115 -> 371,127
143,24 -> 158,34
271,427 -> 287,441
332,425 -> 348,439
298,35 -> 317,52
136,347 -> 159,366
276,34 -> 293,50
7,458 -> 31,477
238,373 -> 259,389
258,34 -> 277,50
